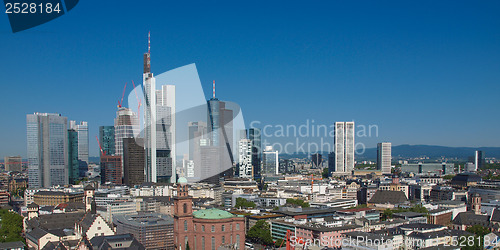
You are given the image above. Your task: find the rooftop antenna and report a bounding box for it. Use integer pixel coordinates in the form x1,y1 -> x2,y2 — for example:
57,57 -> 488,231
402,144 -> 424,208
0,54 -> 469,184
213,80 -> 216,99
148,31 -> 150,54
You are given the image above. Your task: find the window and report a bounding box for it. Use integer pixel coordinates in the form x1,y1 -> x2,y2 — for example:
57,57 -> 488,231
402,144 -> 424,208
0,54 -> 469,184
97,227 -> 101,230
194,236 -> 197,250
211,236 -> 215,250
236,223 -> 240,230
202,237 -> 205,250
221,225 -> 225,232
222,236 -> 225,244
185,236 -> 188,249
184,220 -> 188,231
211,225 -> 215,232
194,224 -> 197,231
236,235 -> 240,248
183,203 -> 187,214
202,225 -> 205,232
230,224 -> 232,231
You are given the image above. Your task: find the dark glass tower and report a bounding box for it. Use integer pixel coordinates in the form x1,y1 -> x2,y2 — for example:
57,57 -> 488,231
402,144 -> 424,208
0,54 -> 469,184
99,126 -> 115,156
68,129 -> 79,184
248,128 -> 261,178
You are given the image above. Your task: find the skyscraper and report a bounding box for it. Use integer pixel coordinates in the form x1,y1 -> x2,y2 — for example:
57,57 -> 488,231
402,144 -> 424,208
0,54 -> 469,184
238,138 -> 253,178
99,126 -> 115,156
27,113 -> 68,188
70,120 -> 89,175
155,85 -> 176,183
100,155 -> 122,185
262,146 -> 279,176
123,138 -> 145,187
334,121 -> 355,174
68,129 -> 79,184
248,128 -> 261,178
377,142 -> 392,174
311,153 -> 322,168
188,121 -> 207,161
328,152 -> 335,175
114,108 -> 139,159
143,32 -> 157,183
475,150 -> 484,171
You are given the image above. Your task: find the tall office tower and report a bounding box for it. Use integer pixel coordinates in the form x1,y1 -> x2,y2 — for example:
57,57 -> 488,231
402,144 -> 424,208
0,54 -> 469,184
100,155 -> 122,185
69,121 -> 89,165
114,108 -> 139,158
143,32 -> 157,183
123,138 -> 145,187
27,113 -> 68,188
155,85 -> 176,183
248,128 -> 261,178
377,142 -> 392,174
475,150 -> 484,170
188,121 -> 207,160
334,121 -> 355,174
238,139 -> 253,178
68,129 -> 79,184
311,153 -> 323,168
327,152 -> 335,175
205,83 -> 234,182
99,126 -> 115,156
4,156 -> 22,172
262,146 -> 279,175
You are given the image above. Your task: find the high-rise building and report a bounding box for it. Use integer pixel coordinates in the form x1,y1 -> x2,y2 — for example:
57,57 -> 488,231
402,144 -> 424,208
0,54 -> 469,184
4,156 -> 22,172
262,146 -> 279,176
68,129 -> 79,184
70,120 -> 89,177
100,155 -> 122,185
328,152 -> 335,175
334,121 -> 355,174
248,128 -> 261,178
123,138 -> 145,187
311,153 -> 322,168
114,108 -> 139,160
114,213 -> 174,249
143,34 -> 157,183
188,121 -> 207,160
475,150 -> 484,171
155,85 -> 176,183
377,142 -> 392,174
99,126 -> 115,156
238,139 -> 253,178
27,113 -> 68,188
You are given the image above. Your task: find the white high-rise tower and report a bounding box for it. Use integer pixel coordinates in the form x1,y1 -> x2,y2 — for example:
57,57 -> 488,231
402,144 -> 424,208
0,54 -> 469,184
144,32 -> 157,182
377,142 -> 392,174
334,121 -> 355,174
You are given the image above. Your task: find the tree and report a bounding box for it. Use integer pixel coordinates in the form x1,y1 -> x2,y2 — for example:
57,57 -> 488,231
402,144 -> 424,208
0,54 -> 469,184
443,174 -> 455,180
235,198 -> 256,209
463,225 -> 490,250
322,168 -> 329,179
286,198 -> 310,208
247,220 -> 274,246
0,209 -> 24,243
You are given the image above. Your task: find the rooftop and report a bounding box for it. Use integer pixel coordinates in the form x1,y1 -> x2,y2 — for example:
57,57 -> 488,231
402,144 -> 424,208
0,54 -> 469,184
193,208 -> 238,220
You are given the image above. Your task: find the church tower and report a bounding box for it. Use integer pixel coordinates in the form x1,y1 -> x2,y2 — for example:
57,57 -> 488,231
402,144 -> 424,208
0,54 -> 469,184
471,193 -> 481,215
84,184 -> 96,214
174,177 -> 194,250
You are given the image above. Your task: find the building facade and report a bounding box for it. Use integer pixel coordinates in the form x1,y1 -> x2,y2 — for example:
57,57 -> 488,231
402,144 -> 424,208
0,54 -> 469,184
123,138 -> 145,187
262,146 -> 279,176
4,156 -> 22,172
377,142 -> 391,174
173,178 -> 245,250
238,139 -> 253,178
334,121 -> 355,174
27,113 -> 68,188
101,155 -> 122,185
99,126 -> 115,156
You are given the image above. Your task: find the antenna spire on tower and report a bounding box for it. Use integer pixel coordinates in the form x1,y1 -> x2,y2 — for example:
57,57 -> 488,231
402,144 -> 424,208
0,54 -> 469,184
213,80 -> 216,99
148,31 -> 150,54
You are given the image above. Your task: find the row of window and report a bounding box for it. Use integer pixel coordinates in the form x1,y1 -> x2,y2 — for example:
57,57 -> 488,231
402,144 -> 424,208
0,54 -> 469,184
185,221 -> 240,232
185,235 -> 240,250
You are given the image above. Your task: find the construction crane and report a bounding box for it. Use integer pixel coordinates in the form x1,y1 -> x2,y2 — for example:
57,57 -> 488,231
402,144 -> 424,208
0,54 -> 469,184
278,229 -> 292,250
308,174 -> 322,200
96,135 -> 105,156
131,80 -> 142,121
117,82 -> 128,108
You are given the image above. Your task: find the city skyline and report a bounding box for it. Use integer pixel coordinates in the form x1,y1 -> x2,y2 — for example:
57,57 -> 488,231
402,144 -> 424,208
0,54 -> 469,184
1,1 -> 500,158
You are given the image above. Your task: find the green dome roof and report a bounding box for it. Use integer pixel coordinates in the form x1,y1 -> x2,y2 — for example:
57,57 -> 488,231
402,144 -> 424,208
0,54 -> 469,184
178,177 -> 188,184
193,208 -> 235,219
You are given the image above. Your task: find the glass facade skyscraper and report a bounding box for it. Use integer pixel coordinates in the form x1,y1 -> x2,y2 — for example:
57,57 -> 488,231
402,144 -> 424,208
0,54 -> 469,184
248,128 -> 261,178
334,121 -> 355,174
68,129 -> 79,184
27,113 -> 68,188
99,126 -> 115,156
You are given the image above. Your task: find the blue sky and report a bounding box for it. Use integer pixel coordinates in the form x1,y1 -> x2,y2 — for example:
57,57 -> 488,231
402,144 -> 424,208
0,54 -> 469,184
0,1 -> 499,158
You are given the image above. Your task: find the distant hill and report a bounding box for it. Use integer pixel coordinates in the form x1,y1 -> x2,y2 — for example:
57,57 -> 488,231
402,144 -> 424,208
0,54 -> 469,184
280,145 -> 500,160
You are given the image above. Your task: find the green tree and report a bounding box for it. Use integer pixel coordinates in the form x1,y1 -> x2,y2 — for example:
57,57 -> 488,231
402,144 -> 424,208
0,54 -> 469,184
286,198 -> 310,208
322,168 -> 329,179
235,198 -> 256,209
443,174 -> 455,180
0,209 -> 24,243
463,225 -> 490,250
247,220 -> 274,246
